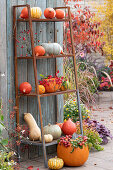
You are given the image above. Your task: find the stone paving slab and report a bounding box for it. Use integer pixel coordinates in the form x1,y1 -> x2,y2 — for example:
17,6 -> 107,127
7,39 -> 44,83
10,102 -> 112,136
20,92 -> 113,170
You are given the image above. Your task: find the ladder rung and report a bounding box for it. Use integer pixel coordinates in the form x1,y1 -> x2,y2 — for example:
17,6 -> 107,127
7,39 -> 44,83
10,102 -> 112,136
17,54 -> 74,59
18,89 -> 76,97
17,18 -> 69,22
21,139 -> 58,147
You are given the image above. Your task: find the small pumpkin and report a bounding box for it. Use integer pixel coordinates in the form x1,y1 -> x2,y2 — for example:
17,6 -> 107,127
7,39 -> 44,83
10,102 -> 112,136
55,9 -> 65,19
41,43 -> 63,55
19,82 -> 32,94
39,134 -> 53,143
43,124 -> 61,139
38,85 -> 45,94
57,144 -> 89,166
40,78 -> 62,93
20,7 -> 28,19
44,8 -> 56,19
56,123 -> 64,130
31,7 -> 42,19
48,157 -> 64,170
34,46 -> 45,56
62,118 -> 77,135
60,81 -> 69,91
24,113 -> 41,141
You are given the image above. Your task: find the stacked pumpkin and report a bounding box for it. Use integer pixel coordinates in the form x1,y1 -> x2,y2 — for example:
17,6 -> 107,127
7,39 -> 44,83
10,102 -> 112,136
20,7 -> 65,19
44,8 -> 65,19
34,43 -> 63,57
24,113 -> 62,143
19,82 -> 45,95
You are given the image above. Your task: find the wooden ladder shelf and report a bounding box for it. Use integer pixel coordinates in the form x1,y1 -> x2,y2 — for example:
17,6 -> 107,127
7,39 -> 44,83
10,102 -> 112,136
13,4 -> 83,168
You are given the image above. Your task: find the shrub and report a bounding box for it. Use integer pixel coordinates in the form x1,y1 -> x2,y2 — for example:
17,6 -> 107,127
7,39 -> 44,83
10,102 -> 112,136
64,99 -> 90,122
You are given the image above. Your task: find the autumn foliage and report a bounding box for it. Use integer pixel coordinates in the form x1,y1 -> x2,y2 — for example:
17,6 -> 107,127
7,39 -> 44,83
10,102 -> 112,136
95,0 -> 113,59
64,0 -> 104,54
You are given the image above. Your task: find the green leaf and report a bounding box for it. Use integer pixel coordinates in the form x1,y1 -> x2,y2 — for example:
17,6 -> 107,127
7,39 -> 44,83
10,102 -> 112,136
0,115 -> 4,121
39,74 -> 45,78
0,122 -> 5,132
1,139 -> 8,146
70,147 -> 74,153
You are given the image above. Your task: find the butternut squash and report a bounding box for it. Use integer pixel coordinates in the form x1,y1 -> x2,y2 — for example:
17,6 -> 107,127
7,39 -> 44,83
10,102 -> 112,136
24,113 -> 41,141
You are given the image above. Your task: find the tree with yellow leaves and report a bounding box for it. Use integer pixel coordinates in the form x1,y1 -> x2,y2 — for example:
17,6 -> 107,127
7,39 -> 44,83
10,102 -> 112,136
96,0 -> 113,59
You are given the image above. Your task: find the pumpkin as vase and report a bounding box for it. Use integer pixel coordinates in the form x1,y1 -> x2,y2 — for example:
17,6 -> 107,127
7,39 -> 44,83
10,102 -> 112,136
40,78 -> 62,93
57,143 -> 89,166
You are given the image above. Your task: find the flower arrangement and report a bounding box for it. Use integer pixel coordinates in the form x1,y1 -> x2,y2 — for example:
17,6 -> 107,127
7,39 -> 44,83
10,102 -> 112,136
64,99 -> 90,122
39,70 -> 68,93
58,135 -> 88,152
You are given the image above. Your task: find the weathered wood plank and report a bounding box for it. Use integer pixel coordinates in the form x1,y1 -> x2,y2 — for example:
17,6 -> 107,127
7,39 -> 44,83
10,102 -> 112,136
0,0 -> 7,128
55,0 -> 64,123
7,0 -> 64,159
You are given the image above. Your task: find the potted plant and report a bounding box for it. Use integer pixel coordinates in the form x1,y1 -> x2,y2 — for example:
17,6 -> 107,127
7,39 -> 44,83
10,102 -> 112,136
39,70 -> 67,93
57,135 -> 89,166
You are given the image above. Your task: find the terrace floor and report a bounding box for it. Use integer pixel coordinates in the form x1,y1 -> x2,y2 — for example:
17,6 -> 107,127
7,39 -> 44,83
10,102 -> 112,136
20,92 -> 113,170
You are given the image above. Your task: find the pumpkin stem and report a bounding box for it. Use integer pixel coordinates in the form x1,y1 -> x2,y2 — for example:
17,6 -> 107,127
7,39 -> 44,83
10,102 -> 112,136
49,9 -> 52,12
36,53 -> 39,57
23,89 -> 26,93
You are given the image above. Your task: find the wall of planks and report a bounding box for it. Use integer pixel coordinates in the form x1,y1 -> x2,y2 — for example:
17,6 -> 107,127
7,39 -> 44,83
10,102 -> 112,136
6,0 -> 64,159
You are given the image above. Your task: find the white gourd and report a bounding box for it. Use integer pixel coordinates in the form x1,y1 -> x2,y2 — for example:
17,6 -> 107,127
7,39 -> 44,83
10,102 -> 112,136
24,113 -> 41,141
39,134 -> 53,143
31,7 -> 42,19
41,43 -> 63,55
43,124 -> 61,139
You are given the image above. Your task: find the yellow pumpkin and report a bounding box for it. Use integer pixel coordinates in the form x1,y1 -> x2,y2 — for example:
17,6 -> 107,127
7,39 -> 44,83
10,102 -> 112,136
48,157 -> 64,170
31,7 -> 42,19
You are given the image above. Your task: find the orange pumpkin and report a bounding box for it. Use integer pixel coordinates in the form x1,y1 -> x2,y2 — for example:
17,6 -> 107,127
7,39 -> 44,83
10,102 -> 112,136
38,85 -> 45,94
20,7 -> 28,19
57,144 -> 89,166
44,8 -> 56,19
56,123 -> 64,130
41,78 -> 61,93
19,82 -> 32,94
55,9 -> 65,19
34,46 -> 45,56
62,118 -> 77,135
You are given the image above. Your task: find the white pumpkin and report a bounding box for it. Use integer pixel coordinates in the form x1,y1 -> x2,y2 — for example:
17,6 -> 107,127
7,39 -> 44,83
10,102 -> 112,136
41,43 -> 63,55
43,124 -> 61,139
39,134 -> 53,143
31,7 -> 42,19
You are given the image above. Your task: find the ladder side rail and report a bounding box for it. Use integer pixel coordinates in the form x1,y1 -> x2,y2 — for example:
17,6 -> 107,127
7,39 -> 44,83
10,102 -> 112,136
68,7 -> 83,136
26,4 -> 48,168
13,6 -> 20,125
